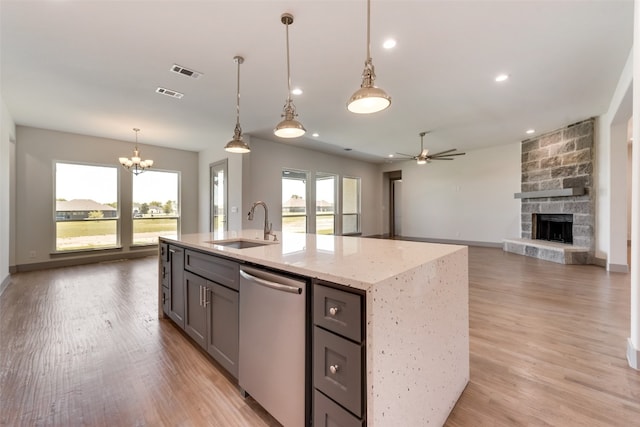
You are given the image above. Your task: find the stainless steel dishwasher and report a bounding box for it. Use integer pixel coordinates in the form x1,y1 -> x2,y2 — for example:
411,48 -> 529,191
239,265 -> 309,427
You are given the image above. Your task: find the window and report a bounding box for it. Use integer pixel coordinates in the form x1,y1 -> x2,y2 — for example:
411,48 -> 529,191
55,162 -> 119,251
282,169 -> 308,233
316,173 -> 336,235
342,176 -> 361,235
132,170 -> 179,245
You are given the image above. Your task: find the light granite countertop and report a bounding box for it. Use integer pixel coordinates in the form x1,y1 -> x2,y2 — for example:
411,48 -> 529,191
160,229 -> 465,291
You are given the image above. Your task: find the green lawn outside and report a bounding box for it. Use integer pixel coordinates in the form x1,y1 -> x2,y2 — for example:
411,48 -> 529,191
56,218 -> 178,250
57,218 -> 177,238
282,214 -> 334,234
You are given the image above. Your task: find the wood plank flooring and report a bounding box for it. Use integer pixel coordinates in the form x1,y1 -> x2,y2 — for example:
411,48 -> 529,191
1,248 -> 639,426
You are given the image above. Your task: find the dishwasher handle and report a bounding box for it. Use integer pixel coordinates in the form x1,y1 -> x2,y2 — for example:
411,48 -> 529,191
240,269 -> 302,295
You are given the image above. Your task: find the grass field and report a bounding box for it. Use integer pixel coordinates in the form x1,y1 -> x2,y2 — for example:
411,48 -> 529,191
56,218 -> 177,250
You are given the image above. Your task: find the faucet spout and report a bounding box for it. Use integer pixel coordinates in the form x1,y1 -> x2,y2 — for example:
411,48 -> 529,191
248,201 -> 277,241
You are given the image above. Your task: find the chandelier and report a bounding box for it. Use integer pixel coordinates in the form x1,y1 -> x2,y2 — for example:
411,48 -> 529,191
119,128 -> 153,175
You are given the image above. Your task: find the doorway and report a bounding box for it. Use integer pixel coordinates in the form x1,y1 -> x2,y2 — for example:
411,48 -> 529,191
385,170 -> 402,238
210,159 -> 228,233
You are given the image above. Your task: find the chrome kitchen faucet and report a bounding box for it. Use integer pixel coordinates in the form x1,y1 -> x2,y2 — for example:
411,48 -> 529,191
248,201 -> 277,241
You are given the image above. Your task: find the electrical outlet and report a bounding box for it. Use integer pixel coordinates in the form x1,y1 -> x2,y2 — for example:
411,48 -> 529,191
29,250 -> 36,258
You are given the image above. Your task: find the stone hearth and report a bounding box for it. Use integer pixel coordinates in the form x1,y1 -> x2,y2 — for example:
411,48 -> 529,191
504,118 -> 595,264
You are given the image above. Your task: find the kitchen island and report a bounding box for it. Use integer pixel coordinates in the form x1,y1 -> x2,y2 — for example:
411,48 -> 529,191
159,230 -> 468,426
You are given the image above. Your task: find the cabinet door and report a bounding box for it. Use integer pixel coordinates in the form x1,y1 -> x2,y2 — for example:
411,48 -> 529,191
168,245 -> 185,328
207,281 -> 239,379
184,272 -> 207,348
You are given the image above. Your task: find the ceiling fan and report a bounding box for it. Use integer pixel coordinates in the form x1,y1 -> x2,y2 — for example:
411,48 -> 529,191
396,131 -> 466,165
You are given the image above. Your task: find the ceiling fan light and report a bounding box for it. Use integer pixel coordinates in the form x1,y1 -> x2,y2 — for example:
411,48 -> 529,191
274,118 -> 306,138
416,158 -> 427,165
347,85 -> 391,114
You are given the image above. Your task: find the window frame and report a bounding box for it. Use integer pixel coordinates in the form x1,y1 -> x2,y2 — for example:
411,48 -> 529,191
315,172 -> 337,235
341,175 -> 361,236
53,160 -> 121,253
131,168 -> 181,247
282,168 -> 309,234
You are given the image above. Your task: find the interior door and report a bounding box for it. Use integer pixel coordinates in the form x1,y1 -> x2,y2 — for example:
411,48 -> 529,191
210,160 -> 228,233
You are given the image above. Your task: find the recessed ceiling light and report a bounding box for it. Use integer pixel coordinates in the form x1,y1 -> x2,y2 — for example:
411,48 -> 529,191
388,154 -> 394,158
312,133 -> 319,137
526,129 -> 535,134
383,39 -> 396,49
291,88 -> 303,95
495,73 -> 509,82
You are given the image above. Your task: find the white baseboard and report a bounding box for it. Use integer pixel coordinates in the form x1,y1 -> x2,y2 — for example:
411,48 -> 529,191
608,263 -> 629,273
627,338 -> 639,370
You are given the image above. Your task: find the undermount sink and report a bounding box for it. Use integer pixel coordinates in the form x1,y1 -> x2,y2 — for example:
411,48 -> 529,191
207,239 -> 273,249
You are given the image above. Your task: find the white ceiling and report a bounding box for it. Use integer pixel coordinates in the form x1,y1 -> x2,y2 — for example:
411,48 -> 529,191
1,0 -> 634,163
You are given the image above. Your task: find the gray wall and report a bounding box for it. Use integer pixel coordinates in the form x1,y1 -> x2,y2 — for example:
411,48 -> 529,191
14,126 -> 198,268
1,98 -> 16,287
238,137 -> 383,236
381,142 -> 521,244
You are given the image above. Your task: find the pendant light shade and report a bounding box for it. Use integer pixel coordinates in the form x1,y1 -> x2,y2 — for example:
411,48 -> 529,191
225,56 -> 250,153
274,13 -> 306,139
347,0 -> 391,114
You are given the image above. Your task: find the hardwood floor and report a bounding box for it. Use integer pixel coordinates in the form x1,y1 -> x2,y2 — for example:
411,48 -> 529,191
1,248 -> 638,426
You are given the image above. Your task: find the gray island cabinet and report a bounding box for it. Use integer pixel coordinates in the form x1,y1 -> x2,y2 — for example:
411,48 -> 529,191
158,231 -> 469,427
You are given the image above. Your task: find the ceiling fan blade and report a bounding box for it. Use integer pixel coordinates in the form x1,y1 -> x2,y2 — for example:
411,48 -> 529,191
431,152 -> 466,158
427,157 -> 454,160
395,152 -> 416,158
428,148 -> 458,157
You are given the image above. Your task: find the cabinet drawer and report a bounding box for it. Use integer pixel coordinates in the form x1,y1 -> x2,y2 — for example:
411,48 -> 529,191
160,242 -> 170,263
160,263 -> 170,289
314,283 -> 362,342
185,250 -> 239,290
314,390 -> 363,427
161,286 -> 170,316
314,327 -> 363,417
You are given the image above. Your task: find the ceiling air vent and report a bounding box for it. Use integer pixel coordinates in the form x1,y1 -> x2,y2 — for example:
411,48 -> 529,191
170,64 -> 203,79
156,87 -> 184,99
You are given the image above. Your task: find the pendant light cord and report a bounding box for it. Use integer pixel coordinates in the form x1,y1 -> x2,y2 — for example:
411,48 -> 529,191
133,128 -> 139,151
236,58 -> 241,126
285,21 -> 292,103
366,0 -> 371,62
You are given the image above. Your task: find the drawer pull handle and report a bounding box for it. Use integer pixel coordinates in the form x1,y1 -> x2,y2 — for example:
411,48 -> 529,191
329,307 -> 339,316
329,364 -> 339,374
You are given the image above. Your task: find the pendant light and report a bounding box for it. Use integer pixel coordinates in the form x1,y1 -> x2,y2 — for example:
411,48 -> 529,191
274,13 -> 306,138
119,128 -> 153,175
347,0 -> 391,114
225,56 -> 250,153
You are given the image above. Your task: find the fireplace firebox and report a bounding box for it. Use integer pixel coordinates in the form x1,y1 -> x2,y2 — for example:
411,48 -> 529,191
533,214 -> 573,244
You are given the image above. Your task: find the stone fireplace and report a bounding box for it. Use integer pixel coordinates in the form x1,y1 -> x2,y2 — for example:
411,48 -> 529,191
504,118 -> 595,264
